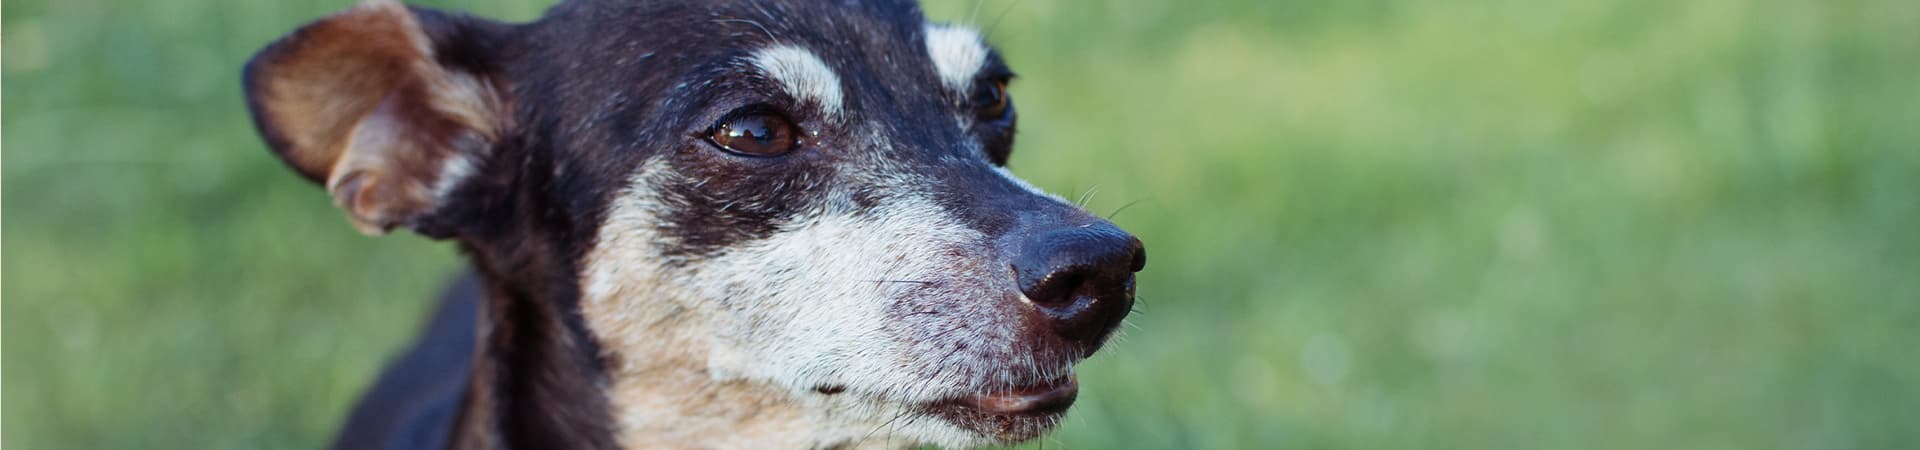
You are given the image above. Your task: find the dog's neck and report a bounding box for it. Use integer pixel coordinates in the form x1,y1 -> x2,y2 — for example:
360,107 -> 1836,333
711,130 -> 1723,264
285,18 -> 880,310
451,232 -> 616,450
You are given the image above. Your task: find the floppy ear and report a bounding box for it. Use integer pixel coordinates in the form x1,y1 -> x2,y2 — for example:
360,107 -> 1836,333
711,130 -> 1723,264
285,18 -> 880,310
244,0 -> 508,236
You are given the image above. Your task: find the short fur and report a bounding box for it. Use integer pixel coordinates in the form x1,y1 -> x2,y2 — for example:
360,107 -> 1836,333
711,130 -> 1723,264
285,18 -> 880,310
242,1 -> 1144,448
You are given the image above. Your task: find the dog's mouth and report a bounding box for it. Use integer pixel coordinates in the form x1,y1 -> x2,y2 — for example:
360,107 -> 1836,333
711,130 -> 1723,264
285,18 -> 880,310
922,375 -> 1080,442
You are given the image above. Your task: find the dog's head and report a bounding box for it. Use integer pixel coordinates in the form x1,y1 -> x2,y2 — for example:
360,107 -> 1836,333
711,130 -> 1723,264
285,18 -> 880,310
244,0 -> 1142,446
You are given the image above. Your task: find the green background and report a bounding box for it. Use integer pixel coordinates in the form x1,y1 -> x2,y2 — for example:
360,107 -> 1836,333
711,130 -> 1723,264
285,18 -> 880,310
6,0 -> 1919,448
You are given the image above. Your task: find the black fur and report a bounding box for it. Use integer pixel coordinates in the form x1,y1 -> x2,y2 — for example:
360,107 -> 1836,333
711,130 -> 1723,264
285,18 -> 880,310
254,0 -> 1140,448
332,273 -> 478,450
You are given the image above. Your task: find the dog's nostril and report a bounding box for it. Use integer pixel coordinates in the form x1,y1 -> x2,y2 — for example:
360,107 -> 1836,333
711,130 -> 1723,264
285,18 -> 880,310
1022,271 -> 1085,307
1013,223 -> 1141,344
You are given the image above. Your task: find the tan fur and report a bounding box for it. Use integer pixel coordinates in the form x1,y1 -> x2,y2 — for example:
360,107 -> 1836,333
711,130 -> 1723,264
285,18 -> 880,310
582,245 -> 832,448
580,176 -> 942,449
578,193 -> 804,448
584,264 -> 929,450
248,0 -> 503,234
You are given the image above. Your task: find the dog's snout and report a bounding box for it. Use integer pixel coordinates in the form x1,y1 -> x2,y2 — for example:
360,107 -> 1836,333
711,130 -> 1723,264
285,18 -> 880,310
1013,222 -> 1145,343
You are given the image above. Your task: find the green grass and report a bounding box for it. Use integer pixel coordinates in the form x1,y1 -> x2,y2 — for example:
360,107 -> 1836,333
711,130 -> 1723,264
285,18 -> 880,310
7,0 -> 1920,448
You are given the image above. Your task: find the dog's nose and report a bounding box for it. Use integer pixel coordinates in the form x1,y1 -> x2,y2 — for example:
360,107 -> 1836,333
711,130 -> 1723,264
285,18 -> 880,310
1014,222 -> 1146,343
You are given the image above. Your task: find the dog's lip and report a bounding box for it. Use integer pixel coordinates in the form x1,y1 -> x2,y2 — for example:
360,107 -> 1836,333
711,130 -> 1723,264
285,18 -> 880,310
928,374 -> 1079,417
956,375 -> 1079,415
917,375 -> 1082,440
922,375 -> 1079,442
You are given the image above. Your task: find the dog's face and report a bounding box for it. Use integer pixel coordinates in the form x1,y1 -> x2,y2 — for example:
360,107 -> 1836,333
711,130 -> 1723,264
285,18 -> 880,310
244,0 -> 1142,447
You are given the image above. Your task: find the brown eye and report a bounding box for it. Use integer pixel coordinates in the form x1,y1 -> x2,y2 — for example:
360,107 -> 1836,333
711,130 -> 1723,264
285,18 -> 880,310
975,78 -> 1011,120
708,110 -> 799,156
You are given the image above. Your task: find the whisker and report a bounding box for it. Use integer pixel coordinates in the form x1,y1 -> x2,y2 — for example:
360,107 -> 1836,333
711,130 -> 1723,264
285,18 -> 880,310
748,1 -> 784,38
713,18 -> 776,42
928,322 -> 971,341
984,0 -> 1024,38
1074,185 -> 1101,208
860,408 -> 910,443
1106,198 -> 1146,220
858,279 -> 937,285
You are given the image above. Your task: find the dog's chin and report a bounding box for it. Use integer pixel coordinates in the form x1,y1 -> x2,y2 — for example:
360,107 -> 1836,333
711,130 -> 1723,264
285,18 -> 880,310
919,375 -> 1080,443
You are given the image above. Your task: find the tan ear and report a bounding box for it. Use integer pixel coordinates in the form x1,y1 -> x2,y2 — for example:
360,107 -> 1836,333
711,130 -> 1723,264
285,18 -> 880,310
243,0 -> 505,235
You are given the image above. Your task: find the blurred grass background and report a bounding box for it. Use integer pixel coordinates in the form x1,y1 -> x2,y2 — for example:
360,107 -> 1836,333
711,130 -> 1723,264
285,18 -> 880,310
6,0 -> 1920,448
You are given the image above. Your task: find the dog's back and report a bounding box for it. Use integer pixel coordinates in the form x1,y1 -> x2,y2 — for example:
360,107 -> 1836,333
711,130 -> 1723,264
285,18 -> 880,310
331,273 -> 480,450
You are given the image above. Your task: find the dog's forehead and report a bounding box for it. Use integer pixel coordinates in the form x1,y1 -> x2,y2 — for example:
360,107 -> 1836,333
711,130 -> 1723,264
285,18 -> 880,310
561,0 -> 999,113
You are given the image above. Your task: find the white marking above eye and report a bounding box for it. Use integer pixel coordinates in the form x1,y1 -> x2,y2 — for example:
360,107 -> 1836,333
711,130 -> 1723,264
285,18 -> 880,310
924,24 -> 988,92
750,45 -> 845,117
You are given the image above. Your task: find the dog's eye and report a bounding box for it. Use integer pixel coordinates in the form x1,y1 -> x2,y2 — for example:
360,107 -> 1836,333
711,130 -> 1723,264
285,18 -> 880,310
974,78 -> 1012,121
708,109 -> 799,157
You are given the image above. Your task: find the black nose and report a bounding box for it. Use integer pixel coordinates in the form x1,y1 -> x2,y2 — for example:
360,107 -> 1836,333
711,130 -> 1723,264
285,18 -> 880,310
1014,222 -> 1146,344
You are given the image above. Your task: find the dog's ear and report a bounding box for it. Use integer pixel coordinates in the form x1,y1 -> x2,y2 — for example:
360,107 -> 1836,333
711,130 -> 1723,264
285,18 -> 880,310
244,0 -> 508,236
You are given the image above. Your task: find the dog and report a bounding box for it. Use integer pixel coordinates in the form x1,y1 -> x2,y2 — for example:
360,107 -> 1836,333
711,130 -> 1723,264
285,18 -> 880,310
242,0 -> 1145,448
